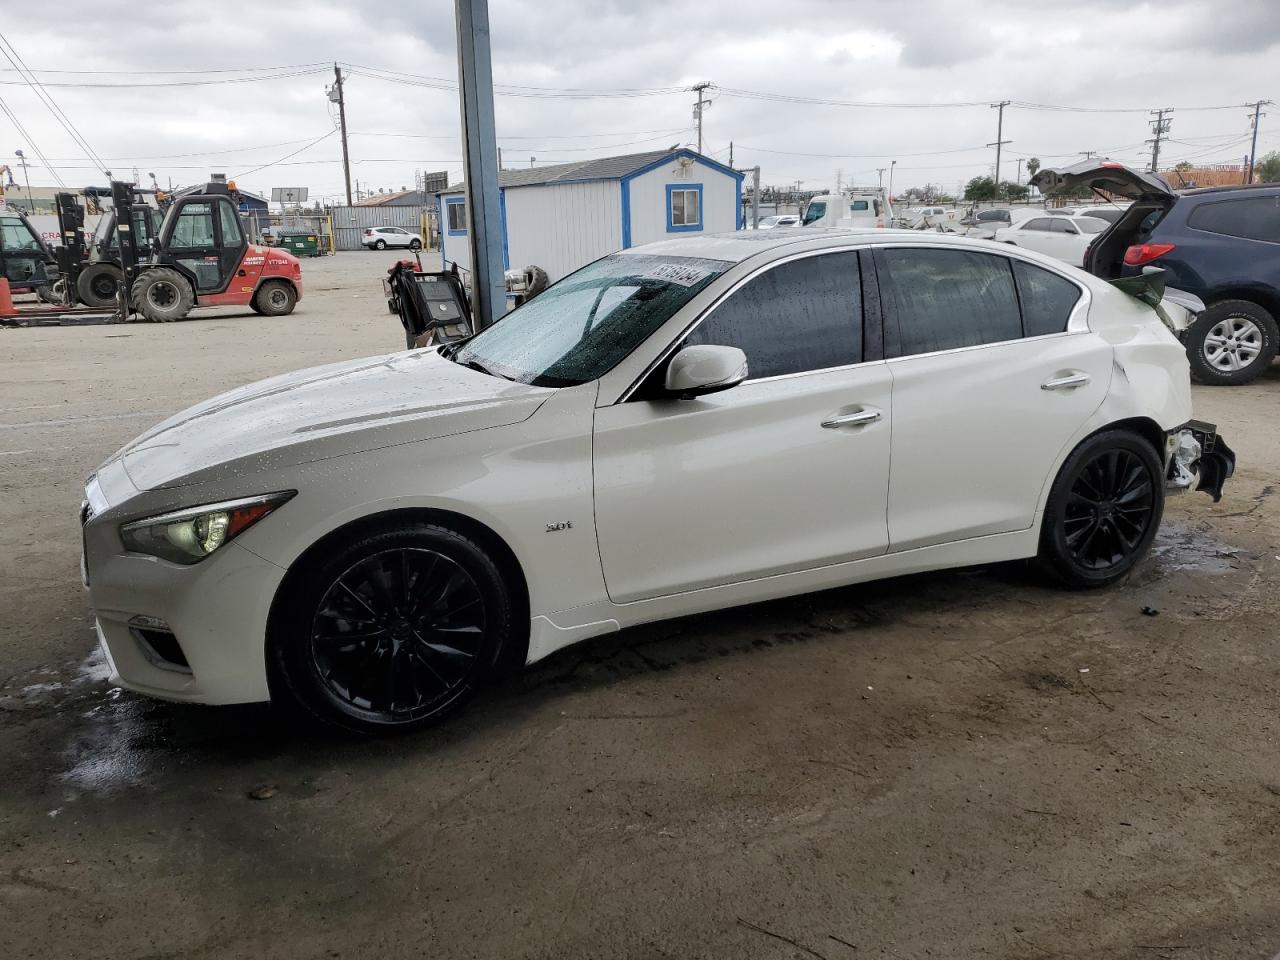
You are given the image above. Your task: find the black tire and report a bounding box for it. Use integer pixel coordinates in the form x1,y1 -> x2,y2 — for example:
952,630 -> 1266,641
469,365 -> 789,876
409,238 -> 422,251
1038,430 -> 1165,588
374,239 -> 387,250
37,280 -> 64,305
131,267 -> 195,322
270,523 -> 515,734
254,279 -> 297,317
1185,299 -> 1278,386
76,263 -> 123,309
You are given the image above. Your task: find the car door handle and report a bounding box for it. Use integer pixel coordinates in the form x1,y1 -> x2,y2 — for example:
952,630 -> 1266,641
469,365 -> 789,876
821,407 -> 882,429
1041,372 -> 1091,391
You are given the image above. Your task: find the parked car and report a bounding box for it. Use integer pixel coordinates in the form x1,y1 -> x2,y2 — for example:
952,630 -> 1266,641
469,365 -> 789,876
363,226 -> 423,251
752,215 -> 800,229
1034,159 -> 1280,385
81,230 -> 1233,733
995,214 -> 1109,266
959,207 -> 1041,239
1075,205 -> 1129,225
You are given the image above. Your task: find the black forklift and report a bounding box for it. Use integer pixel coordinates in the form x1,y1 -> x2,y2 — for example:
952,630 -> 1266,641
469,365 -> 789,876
0,204 -> 62,304
56,186 -> 165,308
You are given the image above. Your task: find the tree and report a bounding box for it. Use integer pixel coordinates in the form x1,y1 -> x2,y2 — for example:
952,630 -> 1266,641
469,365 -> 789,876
1026,157 -> 1041,179
964,176 -> 997,201
1255,151 -> 1280,183
1003,181 -> 1029,201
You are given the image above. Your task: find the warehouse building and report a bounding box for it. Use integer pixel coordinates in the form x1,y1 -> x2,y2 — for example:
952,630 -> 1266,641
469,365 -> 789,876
436,148 -> 744,280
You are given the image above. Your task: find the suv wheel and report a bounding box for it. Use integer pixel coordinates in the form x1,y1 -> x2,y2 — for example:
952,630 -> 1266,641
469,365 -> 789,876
1186,299 -> 1278,386
374,238 -> 387,250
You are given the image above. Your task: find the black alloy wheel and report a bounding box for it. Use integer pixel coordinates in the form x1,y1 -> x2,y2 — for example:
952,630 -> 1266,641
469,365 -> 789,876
272,523 -> 514,733
310,548 -> 487,719
1039,430 -> 1164,588
1062,449 -> 1155,571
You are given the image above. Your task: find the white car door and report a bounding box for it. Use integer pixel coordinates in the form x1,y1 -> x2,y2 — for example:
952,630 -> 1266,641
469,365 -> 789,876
1010,217 -> 1058,257
592,250 -> 892,603
1049,218 -> 1088,265
873,245 -> 1112,551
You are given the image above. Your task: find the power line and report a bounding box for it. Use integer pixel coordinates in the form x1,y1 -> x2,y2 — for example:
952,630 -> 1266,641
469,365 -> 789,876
0,91 -> 63,186
0,62 -> 328,76
231,129 -> 338,179
0,31 -> 106,175
0,67 -> 328,89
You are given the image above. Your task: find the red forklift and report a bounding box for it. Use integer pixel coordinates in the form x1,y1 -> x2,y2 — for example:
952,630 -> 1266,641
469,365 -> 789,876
118,177 -> 303,322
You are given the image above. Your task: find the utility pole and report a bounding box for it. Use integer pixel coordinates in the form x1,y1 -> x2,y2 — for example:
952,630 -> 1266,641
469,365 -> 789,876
1245,100 -> 1272,183
988,100 -> 1012,200
876,167 -> 886,188
455,0 -> 507,329
329,64 -> 353,206
728,141 -> 733,167
1147,107 -> 1173,174
751,166 -> 760,229
888,160 -> 897,199
13,149 -> 31,210
691,81 -> 713,154
1015,158 -> 1023,184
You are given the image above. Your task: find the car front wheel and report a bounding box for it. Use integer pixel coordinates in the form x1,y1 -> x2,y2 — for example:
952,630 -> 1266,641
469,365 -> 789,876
1185,299 -> 1278,386
1037,430 -> 1164,588
374,239 -> 387,250
271,523 -> 515,733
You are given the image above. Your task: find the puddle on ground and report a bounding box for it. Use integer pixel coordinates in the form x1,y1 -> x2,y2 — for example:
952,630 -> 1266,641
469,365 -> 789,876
1150,522 -> 1246,575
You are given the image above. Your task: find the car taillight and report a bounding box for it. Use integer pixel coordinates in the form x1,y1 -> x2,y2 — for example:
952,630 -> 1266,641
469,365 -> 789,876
364,229 -> 373,235
1124,242 -> 1176,266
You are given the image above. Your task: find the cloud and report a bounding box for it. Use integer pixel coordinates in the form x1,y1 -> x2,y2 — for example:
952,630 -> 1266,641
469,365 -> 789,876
0,0 -> 1276,200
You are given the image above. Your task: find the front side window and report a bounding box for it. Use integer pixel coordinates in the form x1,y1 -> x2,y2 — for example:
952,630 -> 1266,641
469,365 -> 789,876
446,199 -> 467,235
218,201 -> 244,246
1187,196 -> 1280,243
880,248 -> 1021,355
170,203 -> 215,247
0,216 -> 41,252
1023,218 -> 1054,232
802,201 -> 826,225
1014,261 -> 1081,337
1049,219 -> 1078,234
668,185 -> 702,231
453,253 -> 728,387
685,252 -> 862,380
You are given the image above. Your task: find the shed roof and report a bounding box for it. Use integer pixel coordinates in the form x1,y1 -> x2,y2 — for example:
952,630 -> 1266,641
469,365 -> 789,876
440,148 -> 741,195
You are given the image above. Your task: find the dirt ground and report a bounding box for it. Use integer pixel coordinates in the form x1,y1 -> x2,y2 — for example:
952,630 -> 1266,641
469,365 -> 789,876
2,252 -> 1279,960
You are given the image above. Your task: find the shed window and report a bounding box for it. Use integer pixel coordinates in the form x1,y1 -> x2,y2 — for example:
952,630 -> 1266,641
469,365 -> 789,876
446,199 -> 467,236
667,184 -> 703,233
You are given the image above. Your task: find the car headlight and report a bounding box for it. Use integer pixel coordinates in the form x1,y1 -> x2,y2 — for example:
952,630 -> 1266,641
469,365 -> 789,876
119,492 -> 295,565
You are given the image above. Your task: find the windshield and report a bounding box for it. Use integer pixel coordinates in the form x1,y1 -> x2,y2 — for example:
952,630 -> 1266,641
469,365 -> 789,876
452,253 -> 729,387
802,201 -> 826,225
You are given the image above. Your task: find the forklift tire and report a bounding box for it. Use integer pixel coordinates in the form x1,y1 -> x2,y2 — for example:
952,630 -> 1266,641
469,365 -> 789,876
76,263 -> 123,309
132,268 -> 195,323
254,280 -> 297,317
37,281 -> 64,305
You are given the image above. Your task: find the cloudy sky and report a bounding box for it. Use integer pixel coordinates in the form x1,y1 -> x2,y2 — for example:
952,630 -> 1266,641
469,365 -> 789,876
1,0 -> 1278,202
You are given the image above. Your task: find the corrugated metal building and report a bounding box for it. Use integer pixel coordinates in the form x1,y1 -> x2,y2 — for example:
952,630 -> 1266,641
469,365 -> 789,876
436,148 -> 743,280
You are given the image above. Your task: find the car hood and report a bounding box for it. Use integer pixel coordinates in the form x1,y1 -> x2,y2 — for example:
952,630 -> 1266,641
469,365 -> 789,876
1030,159 -> 1176,201
114,349 -> 552,491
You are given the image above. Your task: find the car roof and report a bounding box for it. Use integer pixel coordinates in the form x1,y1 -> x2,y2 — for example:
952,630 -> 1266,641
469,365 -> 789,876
1177,183 -> 1280,197
621,227 -> 1053,264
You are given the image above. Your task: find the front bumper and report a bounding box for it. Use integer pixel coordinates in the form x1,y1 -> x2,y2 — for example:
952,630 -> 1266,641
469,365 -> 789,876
81,463 -> 285,705
1166,420 -> 1236,502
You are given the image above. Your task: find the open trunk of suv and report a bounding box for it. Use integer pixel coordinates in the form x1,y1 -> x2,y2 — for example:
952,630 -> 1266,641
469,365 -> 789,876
1030,160 -> 1178,279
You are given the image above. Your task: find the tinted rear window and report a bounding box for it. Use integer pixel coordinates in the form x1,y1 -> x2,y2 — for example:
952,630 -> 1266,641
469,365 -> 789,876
879,248 -> 1021,354
1187,196 -> 1280,243
1014,261 -> 1081,337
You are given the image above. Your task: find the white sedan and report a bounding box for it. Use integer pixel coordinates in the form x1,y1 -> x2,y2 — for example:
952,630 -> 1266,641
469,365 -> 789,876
995,214 -> 1109,266
81,231 -> 1233,733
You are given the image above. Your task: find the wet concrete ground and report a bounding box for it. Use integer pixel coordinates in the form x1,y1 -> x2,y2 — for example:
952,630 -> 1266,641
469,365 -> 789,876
3,253 -> 1280,959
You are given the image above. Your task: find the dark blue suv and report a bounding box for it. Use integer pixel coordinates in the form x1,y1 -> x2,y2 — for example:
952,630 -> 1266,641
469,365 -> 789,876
1032,161 -> 1279,385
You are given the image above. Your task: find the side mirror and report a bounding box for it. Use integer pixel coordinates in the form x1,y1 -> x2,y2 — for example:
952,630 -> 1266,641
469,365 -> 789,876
664,344 -> 748,398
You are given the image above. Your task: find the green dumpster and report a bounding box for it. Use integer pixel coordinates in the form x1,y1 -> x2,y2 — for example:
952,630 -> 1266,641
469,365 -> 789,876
276,229 -> 322,257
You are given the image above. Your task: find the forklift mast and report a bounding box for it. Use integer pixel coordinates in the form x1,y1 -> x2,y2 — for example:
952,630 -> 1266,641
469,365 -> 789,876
110,180 -> 145,296
53,192 -> 87,285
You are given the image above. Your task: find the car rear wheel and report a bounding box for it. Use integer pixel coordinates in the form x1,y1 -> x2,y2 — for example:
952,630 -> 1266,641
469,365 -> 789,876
1186,300 -> 1278,386
254,279 -> 296,317
271,523 -> 515,734
1037,430 -> 1164,588
374,239 -> 387,250
131,267 -> 195,322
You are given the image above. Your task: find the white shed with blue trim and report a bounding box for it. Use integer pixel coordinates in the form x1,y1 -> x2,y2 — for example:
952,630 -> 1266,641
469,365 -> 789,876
436,148 -> 744,281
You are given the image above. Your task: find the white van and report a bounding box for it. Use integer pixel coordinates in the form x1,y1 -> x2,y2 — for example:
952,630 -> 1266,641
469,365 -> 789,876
801,190 -> 893,229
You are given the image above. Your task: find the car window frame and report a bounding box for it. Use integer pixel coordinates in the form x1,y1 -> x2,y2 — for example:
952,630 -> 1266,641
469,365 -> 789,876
1185,194 -> 1280,245
871,242 -> 1092,362
613,245 -> 883,403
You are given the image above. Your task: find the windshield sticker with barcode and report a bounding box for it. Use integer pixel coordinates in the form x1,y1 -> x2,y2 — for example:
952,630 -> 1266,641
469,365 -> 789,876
641,263 -> 711,287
